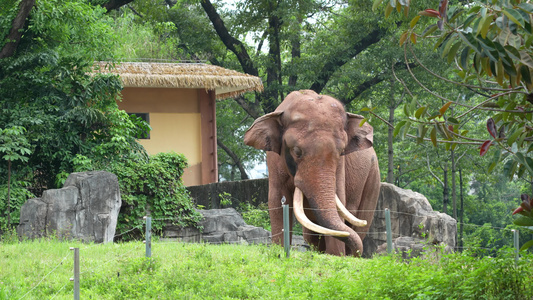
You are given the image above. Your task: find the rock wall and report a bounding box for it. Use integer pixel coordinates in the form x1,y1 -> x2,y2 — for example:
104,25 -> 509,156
162,208 -> 270,245
181,181 -> 458,258
17,171 -> 121,243
363,183 -> 457,257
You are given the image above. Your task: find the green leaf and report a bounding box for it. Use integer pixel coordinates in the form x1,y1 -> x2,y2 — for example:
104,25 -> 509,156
507,128 -> 523,146
447,42 -> 461,64
441,34 -> 458,59
415,106 -> 427,119
503,8 -> 525,28
513,215 -> 533,226
423,24 -> 439,37
488,149 -> 501,173
520,65 -> 532,85
458,32 -> 481,55
417,124 -> 428,144
519,51 -> 533,69
393,120 -> 407,137
403,120 -> 412,138
503,159 -> 518,179
460,47 -> 470,70
518,3 -> 533,13
385,2 -> 394,17
372,0 -> 384,12
478,15 -> 493,38
447,117 -> 459,125
520,239 -> 533,251
430,127 -> 437,146
410,16 -> 421,28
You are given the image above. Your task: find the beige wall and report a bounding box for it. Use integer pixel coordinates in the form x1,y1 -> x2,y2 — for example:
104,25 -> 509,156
118,87 -> 207,186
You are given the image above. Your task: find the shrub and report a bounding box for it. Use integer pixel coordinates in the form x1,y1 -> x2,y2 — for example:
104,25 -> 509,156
74,152 -> 202,240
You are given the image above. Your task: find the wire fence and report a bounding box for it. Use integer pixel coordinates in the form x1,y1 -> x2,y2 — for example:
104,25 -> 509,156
8,206 -> 530,299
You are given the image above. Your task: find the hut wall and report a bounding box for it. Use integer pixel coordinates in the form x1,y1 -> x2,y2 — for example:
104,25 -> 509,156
118,87 -> 215,186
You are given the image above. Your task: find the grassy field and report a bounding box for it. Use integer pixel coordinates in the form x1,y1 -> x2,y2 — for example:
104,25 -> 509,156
0,238 -> 532,300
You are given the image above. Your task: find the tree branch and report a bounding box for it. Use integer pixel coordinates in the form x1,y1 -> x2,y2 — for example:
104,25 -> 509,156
309,27 -> 386,93
427,152 -> 444,186
339,62 -> 416,106
101,0 -> 134,12
200,0 -> 258,76
0,0 -> 36,59
217,138 -> 250,180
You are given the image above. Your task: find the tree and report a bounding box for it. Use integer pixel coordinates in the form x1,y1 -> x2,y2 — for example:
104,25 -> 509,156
0,126 -> 31,226
0,0 -> 147,216
374,0 -> 533,249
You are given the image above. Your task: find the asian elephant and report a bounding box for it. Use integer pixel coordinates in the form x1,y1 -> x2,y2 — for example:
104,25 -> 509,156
244,90 -> 380,256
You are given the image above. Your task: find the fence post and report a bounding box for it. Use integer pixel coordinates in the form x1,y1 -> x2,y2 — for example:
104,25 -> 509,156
144,216 -> 152,258
385,208 -> 393,254
281,196 -> 290,258
69,247 -> 80,300
512,229 -> 519,264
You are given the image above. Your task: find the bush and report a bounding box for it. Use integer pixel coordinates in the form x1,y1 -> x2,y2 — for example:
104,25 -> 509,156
73,152 -> 203,240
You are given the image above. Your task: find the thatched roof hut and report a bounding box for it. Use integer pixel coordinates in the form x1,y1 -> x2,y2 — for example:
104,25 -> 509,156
94,62 -> 263,99
92,61 -> 263,186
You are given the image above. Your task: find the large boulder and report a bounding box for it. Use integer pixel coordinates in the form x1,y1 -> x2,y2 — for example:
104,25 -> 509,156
17,171 -> 121,243
363,182 -> 457,257
163,208 -> 271,245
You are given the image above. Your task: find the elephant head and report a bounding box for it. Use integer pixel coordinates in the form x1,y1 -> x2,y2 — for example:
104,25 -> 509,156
244,90 -> 374,255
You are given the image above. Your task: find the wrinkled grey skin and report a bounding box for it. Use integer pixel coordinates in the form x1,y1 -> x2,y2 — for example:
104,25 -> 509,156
244,90 -> 380,256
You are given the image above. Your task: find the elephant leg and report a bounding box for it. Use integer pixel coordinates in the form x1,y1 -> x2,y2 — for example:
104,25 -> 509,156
353,155 -> 380,241
302,227 -> 323,252
324,236 -> 346,256
266,152 -> 295,246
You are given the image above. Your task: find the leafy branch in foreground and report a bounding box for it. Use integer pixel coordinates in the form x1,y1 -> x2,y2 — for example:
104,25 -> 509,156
371,0 -> 533,203
368,0 -> 533,252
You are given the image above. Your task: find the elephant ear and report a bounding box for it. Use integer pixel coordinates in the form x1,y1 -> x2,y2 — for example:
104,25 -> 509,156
344,113 -> 373,155
244,111 -> 283,154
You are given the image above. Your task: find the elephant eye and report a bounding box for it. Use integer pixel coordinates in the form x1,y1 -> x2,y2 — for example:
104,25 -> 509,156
292,147 -> 303,158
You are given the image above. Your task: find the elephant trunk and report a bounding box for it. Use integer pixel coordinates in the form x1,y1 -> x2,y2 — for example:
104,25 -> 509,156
293,177 -> 364,255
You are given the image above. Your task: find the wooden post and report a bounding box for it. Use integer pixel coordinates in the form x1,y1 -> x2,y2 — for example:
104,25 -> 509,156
145,216 -> 152,258
282,196 -> 290,258
385,208 -> 393,254
70,247 -> 80,300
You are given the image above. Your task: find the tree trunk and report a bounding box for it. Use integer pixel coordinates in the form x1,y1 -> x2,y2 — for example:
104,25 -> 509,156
386,76 -> 395,184
217,138 -> 249,180
459,167 -> 464,252
451,149 -> 457,219
443,164 -> 448,214
101,0 -> 134,12
0,0 -> 36,59
200,0 -> 258,77
7,159 -> 12,226
264,10 -> 282,113
288,20 -> 301,87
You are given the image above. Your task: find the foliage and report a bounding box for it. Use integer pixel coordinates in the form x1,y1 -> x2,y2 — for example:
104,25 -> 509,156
216,98 -> 264,180
239,202 -> 271,231
0,0 -> 170,236
375,0 -> 533,184
110,11 -> 185,61
512,194 -> 533,250
0,126 -> 32,227
0,0 -> 138,193
1,240 -> 532,299
73,152 -> 203,239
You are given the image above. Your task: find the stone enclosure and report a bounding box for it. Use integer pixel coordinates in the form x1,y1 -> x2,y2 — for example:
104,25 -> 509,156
16,172 -> 456,257
17,171 -> 121,243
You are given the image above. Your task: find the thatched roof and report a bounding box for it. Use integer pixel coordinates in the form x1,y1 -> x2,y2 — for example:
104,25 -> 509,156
93,62 -> 263,99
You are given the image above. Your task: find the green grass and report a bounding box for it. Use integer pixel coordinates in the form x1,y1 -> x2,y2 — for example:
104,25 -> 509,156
1,239 -> 532,299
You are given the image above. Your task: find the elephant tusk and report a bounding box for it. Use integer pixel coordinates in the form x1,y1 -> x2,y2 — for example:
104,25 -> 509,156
293,187 -> 350,237
336,194 -> 367,227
